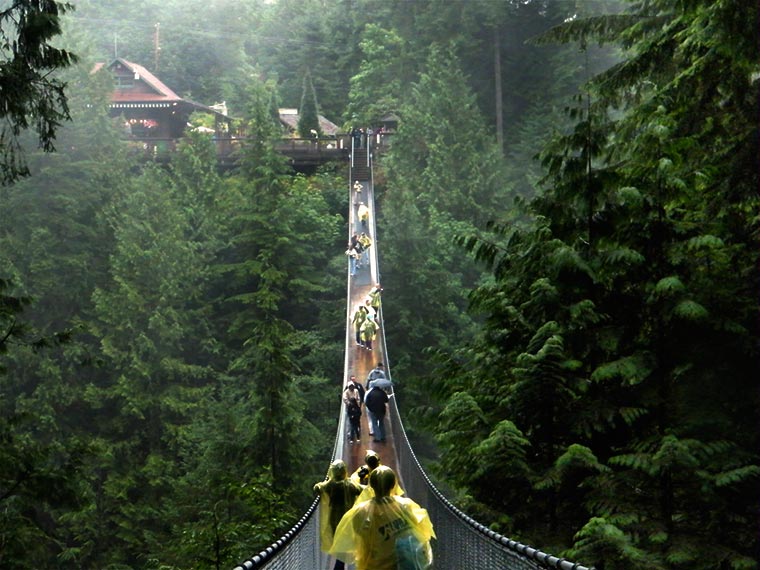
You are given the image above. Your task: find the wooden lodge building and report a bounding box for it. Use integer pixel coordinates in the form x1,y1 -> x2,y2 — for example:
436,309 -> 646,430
92,58 -> 233,157
92,59 -> 385,169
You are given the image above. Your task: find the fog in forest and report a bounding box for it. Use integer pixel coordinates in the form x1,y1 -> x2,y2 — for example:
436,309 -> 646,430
1,1 -> 757,569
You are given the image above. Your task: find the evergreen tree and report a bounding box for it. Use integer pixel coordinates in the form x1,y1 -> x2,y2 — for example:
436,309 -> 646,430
84,160 -> 219,566
381,43 -> 508,384
345,24 -> 406,126
436,1 -> 760,567
251,0 -> 368,119
0,30 -> 117,570
297,72 -> 322,139
0,0 -> 77,184
219,77 -> 337,491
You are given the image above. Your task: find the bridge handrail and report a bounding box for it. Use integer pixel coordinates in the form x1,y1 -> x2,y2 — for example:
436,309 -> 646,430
388,393 -> 594,570
121,132 -> 393,157
232,497 -> 319,570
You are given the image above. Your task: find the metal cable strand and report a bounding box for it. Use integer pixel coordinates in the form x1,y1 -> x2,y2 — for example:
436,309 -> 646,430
232,497 -> 326,570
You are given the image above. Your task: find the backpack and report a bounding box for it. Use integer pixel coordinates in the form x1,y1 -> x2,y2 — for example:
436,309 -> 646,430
395,534 -> 432,569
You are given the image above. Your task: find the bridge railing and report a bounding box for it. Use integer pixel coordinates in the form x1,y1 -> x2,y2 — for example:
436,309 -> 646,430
387,392 -> 594,570
123,132 -> 394,165
232,498 -> 321,570
231,391 -> 595,570
231,429 -> 342,570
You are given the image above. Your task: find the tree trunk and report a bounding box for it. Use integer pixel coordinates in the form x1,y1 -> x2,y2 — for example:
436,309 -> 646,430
493,25 -> 504,154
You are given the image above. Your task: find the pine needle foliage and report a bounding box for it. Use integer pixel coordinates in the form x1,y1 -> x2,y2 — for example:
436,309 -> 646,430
297,71 -> 322,139
0,1 -> 77,184
433,0 -> 760,567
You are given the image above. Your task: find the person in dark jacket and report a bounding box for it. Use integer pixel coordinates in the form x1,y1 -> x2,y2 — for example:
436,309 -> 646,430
346,397 -> 362,443
346,375 -> 365,403
366,362 -> 385,388
364,383 -> 389,442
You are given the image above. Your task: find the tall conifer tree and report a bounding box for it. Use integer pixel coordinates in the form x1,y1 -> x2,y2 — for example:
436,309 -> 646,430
297,72 -> 322,139
436,1 -> 760,568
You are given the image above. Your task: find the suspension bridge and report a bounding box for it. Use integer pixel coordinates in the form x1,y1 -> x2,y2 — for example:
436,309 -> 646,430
233,139 -> 595,570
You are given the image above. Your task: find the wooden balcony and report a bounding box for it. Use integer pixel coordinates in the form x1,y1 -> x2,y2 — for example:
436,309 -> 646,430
127,133 -> 393,170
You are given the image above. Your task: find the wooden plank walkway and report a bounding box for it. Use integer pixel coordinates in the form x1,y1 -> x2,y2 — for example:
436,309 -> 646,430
338,177 -> 401,485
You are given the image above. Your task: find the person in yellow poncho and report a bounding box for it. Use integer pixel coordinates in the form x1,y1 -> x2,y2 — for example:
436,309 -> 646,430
314,459 -> 363,570
350,449 -> 404,504
330,466 -> 435,570
357,201 -> 370,230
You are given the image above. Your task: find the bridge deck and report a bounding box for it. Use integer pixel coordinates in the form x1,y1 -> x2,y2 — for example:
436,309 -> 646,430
340,178 -> 400,481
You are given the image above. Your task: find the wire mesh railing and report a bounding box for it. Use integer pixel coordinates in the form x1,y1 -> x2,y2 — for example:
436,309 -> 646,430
232,497 -> 323,570
387,395 -> 594,570
232,394 -> 595,570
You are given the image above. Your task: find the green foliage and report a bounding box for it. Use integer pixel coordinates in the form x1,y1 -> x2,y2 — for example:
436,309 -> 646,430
0,1 -> 77,184
565,517 -> 663,570
429,0 -> 760,567
2,0 -> 757,568
345,24 -> 406,126
1,61 -> 345,565
0,279 -> 30,359
471,420 -> 531,488
297,72 -> 322,138
536,444 -> 608,492
590,353 -> 653,386
219,82 -> 342,495
380,41 -> 512,396
434,391 -> 487,485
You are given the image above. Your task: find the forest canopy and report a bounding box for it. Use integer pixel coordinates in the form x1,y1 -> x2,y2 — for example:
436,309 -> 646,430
0,1 -> 757,569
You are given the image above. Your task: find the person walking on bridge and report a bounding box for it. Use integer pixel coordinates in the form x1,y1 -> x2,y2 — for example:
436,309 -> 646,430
357,201 -> 369,230
346,375 -> 365,404
360,313 -> 378,351
368,283 -> 382,314
330,466 -> 435,570
351,449 -> 381,487
366,362 -> 385,388
351,449 -> 403,503
358,232 -> 372,268
314,460 -> 363,570
346,396 -> 362,443
346,244 -> 360,276
352,304 -> 368,348
349,232 -> 361,253
364,380 -> 389,442
343,378 -> 364,442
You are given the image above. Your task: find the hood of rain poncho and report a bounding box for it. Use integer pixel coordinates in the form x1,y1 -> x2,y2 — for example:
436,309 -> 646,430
329,495 -> 435,570
350,468 -> 404,504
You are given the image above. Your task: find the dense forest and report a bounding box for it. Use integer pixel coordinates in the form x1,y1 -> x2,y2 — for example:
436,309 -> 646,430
1,1 -> 757,569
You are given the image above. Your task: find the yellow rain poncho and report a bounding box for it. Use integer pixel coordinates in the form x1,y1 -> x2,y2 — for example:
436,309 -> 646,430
349,450 -> 404,504
330,466 -> 435,570
313,460 -> 363,552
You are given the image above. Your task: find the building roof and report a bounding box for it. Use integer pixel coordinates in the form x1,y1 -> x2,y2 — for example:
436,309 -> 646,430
92,58 -> 230,119
278,108 -> 340,136
93,58 -> 182,102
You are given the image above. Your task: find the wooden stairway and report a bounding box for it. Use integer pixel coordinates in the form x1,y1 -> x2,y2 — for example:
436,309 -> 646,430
351,147 -> 370,181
